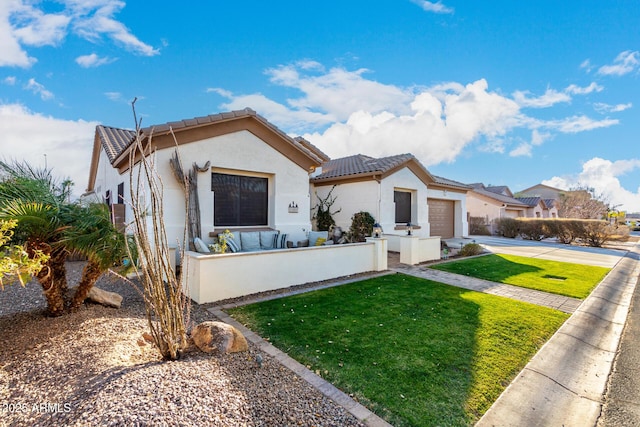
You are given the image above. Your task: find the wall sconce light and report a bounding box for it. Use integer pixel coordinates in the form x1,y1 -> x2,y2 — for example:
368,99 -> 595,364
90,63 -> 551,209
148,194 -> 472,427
288,201 -> 298,213
373,223 -> 383,238
406,222 -> 413,236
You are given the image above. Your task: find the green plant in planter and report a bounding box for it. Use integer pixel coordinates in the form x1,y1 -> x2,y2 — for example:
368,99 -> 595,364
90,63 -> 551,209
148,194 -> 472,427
348,211 -> 376,242
209,229 -> 234,253
313,185 -> 341,231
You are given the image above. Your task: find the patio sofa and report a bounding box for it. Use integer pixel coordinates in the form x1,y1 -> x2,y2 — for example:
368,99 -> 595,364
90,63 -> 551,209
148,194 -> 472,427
195,230 -> 330,254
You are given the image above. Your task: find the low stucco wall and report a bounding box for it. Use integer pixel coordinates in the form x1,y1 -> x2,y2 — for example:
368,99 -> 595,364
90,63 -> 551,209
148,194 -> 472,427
185,239 -> 388,304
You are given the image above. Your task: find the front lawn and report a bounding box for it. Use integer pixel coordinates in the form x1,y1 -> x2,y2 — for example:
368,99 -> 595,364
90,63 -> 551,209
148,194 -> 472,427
431,254 -> 610,299
228,274 -> 568,426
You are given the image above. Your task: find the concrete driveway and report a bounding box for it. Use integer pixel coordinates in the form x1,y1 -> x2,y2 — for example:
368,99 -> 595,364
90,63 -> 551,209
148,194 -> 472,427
460,235 -> 627,268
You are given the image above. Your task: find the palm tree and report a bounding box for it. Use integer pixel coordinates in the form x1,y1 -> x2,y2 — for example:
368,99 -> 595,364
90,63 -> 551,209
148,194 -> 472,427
0,161 -> 127,315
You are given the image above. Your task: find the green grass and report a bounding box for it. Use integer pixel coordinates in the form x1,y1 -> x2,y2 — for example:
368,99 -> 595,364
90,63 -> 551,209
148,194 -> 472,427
431,254 -> 610,299
229,274 -> 568,426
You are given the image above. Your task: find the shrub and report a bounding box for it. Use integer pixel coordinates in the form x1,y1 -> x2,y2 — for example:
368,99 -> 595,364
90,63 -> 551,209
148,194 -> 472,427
518,219 -> 545,241
494,218 -> 519,238
469,216 -> 490,235
459,243 -> 484,257
313,185 -> 341,231
348,211 -> 376,242
580,221 -> 616,247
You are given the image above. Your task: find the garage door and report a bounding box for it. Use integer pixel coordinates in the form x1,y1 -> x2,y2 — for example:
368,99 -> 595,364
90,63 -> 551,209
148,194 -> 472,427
428,199 -> 455,238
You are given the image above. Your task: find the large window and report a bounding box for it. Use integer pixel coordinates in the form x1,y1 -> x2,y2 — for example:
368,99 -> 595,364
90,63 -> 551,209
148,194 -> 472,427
212,172 -> 268,226
394,190 -> 412,223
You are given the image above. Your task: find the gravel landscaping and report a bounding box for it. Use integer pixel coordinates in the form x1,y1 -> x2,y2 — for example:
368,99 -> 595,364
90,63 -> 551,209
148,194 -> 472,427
0,262 -> 364,427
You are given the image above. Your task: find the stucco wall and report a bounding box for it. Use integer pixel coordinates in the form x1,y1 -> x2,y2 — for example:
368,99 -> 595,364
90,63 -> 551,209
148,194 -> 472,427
380,168 -> 430,237
157,130 -> 312,246
185,240 -> 388,303
313,181 -> 379,233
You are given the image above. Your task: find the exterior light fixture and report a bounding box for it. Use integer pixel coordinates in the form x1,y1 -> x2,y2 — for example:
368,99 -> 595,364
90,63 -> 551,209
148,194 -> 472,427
373,223 -> 383,238
406,222 -> 413,236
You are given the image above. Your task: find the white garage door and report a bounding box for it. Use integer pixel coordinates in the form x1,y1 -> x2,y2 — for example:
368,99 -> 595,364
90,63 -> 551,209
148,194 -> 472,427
428,199 -> 455,238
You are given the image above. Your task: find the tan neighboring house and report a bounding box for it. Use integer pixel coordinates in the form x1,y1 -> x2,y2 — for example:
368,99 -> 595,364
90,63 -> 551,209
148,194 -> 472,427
515,196 -> 558,218
310,154 -> 470,239
467,184 -> 528,234
519,183 -> 564,200
517,183 -> 561,218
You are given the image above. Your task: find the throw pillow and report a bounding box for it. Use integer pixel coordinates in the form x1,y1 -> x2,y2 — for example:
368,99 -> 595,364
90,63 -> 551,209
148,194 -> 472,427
260,230 -> 278,250
274,233 -> 288,249
226,236 -> 241,253
315,237 -> 327,246
240,231 -> 261,251
194,237 -> 210,254
308,231 -> 329,246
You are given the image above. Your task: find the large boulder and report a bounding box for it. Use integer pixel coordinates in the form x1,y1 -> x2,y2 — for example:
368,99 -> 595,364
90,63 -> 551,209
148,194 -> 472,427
192,321 -> 248,354
87,287 -> 123,308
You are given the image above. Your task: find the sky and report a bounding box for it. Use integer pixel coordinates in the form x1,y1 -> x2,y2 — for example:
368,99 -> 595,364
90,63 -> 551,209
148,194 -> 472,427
1,0 -> 639,212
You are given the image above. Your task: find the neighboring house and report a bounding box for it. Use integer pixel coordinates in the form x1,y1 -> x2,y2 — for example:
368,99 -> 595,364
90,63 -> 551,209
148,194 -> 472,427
310,154 -> 469,239
514,196 -> 558,218
84,108 -> 324,248
518,183 -> 565,200
467,183 -> 529,223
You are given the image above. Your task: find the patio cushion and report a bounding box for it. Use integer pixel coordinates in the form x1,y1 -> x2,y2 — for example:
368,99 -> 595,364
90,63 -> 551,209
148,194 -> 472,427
260,231 -> 278,250
226,236 -> 241,253
308,231 -> 329,246
315,237 -> 327,246
194,237 -> 210,254
275,233 -> 288,249
240,231 -> 261,251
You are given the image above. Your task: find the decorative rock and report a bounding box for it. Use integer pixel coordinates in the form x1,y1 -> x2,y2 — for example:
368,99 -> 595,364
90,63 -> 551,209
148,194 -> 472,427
87,287 -> 123,308
192,321 -> 248,354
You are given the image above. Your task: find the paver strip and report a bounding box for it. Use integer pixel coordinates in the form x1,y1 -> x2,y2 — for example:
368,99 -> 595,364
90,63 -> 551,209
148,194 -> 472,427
391,265 -> 582,313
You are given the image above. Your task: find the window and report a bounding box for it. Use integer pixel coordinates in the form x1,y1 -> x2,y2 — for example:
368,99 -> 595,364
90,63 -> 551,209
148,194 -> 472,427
394,190 -> 411,223
212,172 -> 268,226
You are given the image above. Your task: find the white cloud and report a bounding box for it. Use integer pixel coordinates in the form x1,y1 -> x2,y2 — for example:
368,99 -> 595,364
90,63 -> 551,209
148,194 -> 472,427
25,78 -> 53,100
410,0 -> 454,14
0,103 -> 98,197
543,115 -> 618,133
0,0 -> 156,68
580,59 -> 594,73
3,76 -> 16,85
594,102 -> 632,114
543,157 -> 640,212
75,52 -> 114,67
211,61 -> 621,165
104,91 -> 122,101
509,143 -> 532,157
565,82 -> 603,95
513,88 -> 571,108
598,50 -> 640,76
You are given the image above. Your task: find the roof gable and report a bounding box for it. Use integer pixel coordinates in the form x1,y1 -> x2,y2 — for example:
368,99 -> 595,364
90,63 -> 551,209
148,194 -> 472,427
311,153 -> 436,186
88,108 -> 323,192
469,184 -> 528,207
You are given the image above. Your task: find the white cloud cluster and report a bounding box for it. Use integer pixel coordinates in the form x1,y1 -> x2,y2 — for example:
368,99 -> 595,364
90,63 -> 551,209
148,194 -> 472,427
210,62 -> 620,166
0,103 -> 98,195
25,78 -> 54,100
598,51 -> 640,76
543,157 -> 640,212
0,0 -> 157,68
75,52 -> 115,68
410,0 -> 454,14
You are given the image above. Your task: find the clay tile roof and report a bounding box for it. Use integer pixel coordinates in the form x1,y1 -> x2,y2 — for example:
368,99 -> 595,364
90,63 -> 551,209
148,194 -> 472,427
96,125 -> 137,163
431,175 -> 471,190
470,184 -> 528,206
312,153 -> 415,181
293,137 -> 330,164
515,196 -> 543,207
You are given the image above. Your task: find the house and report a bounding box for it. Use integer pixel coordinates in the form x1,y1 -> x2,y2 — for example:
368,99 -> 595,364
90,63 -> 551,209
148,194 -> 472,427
84,108 -> 325,249
310,154 -> 470,239
467,183 -> 529,223
518,183 -> 565,200
514,196 -> 558,218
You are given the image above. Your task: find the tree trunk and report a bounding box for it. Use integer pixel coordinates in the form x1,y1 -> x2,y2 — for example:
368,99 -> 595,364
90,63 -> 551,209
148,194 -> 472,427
33,243 -> 68,317
69,259 -> 104,310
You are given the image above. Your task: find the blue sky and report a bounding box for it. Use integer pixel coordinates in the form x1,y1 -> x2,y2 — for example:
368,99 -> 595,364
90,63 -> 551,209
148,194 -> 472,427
1,0 -> 639,211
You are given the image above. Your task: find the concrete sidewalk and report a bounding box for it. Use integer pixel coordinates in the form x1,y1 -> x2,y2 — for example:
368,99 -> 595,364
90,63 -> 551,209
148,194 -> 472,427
476,241 -> 640,426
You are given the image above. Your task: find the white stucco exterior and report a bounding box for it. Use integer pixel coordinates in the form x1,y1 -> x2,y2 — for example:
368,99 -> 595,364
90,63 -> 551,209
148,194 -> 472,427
89,129 -> 314,250
313,166 -> 468,239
